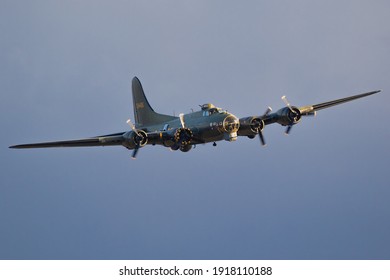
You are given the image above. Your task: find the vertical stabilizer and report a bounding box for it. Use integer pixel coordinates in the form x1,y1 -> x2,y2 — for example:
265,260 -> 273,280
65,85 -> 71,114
132,77 -> 177,126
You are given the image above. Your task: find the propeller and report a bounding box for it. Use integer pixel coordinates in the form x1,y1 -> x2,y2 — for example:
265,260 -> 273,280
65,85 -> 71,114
252,107 -> 272,146
126,118 -> 143,159
280,95 -> 318,134
259,107 -> 272,145
281,96 -> 301,135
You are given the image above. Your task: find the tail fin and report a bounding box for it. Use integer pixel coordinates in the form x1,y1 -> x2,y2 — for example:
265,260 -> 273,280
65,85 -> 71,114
132,77 -> 177,126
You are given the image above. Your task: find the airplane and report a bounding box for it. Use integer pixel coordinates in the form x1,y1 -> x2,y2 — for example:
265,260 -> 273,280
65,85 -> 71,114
9,77 -> 380,159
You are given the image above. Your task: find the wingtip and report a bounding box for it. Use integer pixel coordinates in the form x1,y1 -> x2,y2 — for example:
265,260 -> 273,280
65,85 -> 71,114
369,89 -> 381,95
9,145 -> 20,149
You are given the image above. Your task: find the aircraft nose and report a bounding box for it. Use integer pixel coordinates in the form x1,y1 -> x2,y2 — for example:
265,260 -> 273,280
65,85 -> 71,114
223,114 -> 240,133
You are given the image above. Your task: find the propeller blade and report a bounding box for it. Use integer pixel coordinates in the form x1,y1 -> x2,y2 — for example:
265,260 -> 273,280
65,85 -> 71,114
263,107 -> 272,117
126,119 -> 141,136
131,146 -> 139,159
281,95 -> 293,112
179,113 -> 186,128
285,125 -> 293,135
259,130 -> 266,146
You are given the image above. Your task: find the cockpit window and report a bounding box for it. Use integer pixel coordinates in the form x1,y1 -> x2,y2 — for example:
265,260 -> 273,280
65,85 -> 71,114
201,104 -> 228,116
209,108 -> 218,115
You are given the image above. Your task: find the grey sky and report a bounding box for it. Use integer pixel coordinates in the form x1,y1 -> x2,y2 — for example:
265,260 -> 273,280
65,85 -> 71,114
1,1 -> 389,259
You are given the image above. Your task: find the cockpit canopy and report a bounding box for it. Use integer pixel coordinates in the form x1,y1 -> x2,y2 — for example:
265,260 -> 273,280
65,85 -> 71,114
200,103 -> 228,116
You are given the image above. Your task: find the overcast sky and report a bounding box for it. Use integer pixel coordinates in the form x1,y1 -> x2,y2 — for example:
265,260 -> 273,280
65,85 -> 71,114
1,0 -> 389,260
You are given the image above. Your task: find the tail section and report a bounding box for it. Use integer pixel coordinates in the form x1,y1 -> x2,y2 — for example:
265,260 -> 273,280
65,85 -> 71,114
132,77 -> 177,126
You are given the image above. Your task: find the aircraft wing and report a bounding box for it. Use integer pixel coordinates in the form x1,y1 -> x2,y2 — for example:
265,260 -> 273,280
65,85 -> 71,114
240,89 -> 380,144
298,90 -> 381,115
9,132 -> 125,149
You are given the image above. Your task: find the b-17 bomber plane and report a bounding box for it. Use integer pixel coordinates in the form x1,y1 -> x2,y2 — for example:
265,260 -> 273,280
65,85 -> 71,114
10,77 -> 380,159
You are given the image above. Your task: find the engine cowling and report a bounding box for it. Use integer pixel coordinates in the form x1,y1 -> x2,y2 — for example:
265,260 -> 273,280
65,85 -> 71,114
122,130 -> 148,149
250,117 -> 264,133
239,117 -> 265,135
274,106 -> 302,126
174,127 -> 193,146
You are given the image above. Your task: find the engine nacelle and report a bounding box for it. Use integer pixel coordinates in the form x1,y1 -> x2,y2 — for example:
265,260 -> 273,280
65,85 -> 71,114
239,117 -> 265,135
122,130 -> 148,149
274,106 -> 302,126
